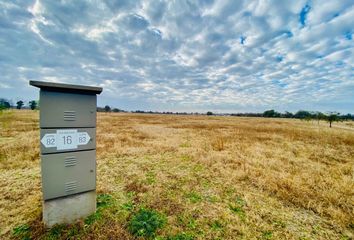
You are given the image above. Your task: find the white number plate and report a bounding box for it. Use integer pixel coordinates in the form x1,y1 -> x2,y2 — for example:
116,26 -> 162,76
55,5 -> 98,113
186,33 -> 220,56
41,129 -> 90,150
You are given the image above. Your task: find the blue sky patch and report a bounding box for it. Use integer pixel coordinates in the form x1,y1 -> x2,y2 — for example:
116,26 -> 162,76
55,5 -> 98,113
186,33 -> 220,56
345,31 -> 352,40
240,36 -> 246,45
299,4 -> 311,27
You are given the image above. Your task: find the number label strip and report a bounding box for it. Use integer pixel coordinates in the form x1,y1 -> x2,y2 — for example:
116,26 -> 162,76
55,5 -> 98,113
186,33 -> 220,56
41,130 -> 90,150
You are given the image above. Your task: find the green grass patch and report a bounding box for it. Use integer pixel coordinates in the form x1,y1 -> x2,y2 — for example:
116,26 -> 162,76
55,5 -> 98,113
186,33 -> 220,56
128,207 -> 166,238
180,154 -> 193,161
177,214 -> 199,231
166,232 -> 195,240
84,211 -> 102,226
42,223 -> 84,239
185,191 -> 202,203
229,196 -> 246,221
272,220 -> 286,228
121,201 -> 135,211
97,193 -> 114,209
83,193 -> 115,226
12,224 -> 31,240
179,142 -> 191,148
262,230 -> 273,239
46,224 -> 67,239
66,224 -> 82,238
210,220 -> 224,231
192,164 -> 204,172
145,171 -> 156,185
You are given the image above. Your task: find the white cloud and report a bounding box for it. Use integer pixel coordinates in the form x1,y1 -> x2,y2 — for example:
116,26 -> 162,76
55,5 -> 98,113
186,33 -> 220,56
0,0 -> 353,113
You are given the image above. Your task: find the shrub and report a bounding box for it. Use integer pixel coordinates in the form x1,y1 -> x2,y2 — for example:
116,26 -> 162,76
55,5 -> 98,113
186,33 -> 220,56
128,208 -> 166,238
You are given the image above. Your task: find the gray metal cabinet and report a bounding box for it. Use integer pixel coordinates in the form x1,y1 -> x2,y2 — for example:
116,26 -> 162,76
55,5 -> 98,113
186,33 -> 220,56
39,90 -> 97,128
41,150 -> 96,200
30,80 -> 102,207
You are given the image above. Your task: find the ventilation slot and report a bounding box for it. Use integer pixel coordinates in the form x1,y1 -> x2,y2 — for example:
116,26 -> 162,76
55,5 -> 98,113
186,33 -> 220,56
64,156 -> 77,167
65,181 -> 77,192
63,111 -> 76,121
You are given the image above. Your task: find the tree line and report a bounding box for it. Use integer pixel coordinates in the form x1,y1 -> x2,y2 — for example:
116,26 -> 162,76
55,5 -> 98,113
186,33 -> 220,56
2,99 -> 352,128
97,105 -> 125,113
100,105 -> 353,127
0,98 -> 38,110
231,109 -> 353,128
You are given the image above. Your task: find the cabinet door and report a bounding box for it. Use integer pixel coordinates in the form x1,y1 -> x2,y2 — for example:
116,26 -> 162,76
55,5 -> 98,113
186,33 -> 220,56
40,90 -> 97,128
41,150 -> 96,200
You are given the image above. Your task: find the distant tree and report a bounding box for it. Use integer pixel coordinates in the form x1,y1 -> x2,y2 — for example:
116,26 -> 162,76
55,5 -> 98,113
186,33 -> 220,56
0,98 -> 11,110
315,112 -> 326,124
263,109 -> 274,117
112,108 -> 122,112
104,105 -> 111,112
16,100 -> 24,109
283,111 -> 294,118
326,112 -> 340,128
263,109 -> 280,118
294,110 -> 311,119
29,100 -> 37,110
341,113 -> 353,121
206,111 -> 213,115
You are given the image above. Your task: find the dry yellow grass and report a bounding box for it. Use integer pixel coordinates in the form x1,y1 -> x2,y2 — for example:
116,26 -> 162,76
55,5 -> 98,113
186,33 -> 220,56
0,110 -> 353,239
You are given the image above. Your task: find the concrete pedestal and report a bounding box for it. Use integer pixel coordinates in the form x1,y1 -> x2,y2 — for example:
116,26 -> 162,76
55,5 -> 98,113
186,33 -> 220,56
43,191 -> 96,227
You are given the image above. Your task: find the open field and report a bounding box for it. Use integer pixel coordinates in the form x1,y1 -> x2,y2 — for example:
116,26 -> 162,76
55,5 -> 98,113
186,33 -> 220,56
0,110 -> 353,239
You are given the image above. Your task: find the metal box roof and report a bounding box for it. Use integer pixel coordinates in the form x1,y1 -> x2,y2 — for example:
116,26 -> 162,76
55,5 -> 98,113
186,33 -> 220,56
30,80 -> 103,95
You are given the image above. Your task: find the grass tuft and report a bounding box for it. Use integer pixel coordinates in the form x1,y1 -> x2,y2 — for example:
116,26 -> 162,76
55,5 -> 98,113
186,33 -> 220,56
47,224 -> 66,239
229,196 -> 247,221
84,193 -> 115,226
84,211 -> 102,226
12,224 -> 31,240
210,220 -> 224,231
185,192 -> 202,203
262,230 -> 273,239
97,193 -> 114,209
128,207 -> 166,238
166,232 -> 195,240
211,136 -> 225,151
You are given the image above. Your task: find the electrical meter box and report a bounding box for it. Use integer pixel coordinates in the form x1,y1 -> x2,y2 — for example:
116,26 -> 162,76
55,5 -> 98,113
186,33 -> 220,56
30,80 -> 102,226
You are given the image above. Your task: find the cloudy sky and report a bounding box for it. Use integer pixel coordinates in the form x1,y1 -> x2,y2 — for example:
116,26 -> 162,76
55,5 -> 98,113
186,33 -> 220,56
0,0 -> 353,113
